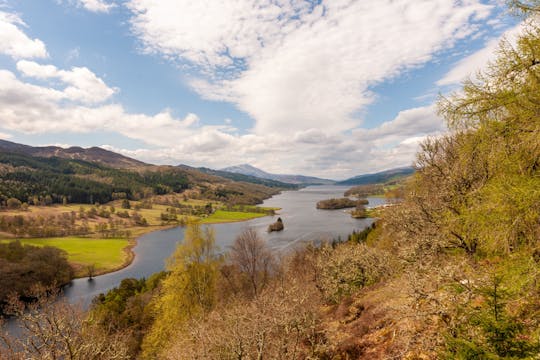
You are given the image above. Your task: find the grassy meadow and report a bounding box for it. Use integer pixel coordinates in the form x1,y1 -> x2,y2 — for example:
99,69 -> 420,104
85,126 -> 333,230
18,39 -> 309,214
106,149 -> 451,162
200,210 -> 268,223
0,237 -> 131,277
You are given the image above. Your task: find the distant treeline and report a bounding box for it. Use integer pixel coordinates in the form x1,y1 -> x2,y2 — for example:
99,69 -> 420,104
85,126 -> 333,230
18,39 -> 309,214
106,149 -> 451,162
344,184 -> 385,197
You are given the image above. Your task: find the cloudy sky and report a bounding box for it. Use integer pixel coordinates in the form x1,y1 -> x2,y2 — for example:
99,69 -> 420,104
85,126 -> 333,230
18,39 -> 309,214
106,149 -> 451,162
0,0 -> 521,179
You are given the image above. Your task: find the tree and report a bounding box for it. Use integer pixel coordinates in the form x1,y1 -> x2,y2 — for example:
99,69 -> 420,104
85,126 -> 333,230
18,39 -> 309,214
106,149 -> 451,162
508,0 -> 540,14
87,263 -> 96,280
141,222 -> 220,358
121,199 -> 131,209
230,228 -> 275,297
0,287 -> 130,359
6,198 -> 21,210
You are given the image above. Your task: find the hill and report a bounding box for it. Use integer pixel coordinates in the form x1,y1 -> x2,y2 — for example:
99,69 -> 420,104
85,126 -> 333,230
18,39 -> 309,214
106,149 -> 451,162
221,164 -> 335,185
336,166 -> 414,185
0,141 -> 287,207
0,139 -> 147,169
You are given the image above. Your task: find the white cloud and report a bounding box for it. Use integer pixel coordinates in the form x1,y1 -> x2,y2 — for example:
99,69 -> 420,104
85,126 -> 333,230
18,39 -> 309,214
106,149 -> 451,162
80,0 -> 115,13
127,0 -> 493,134
59,0 -> 116,13
353,105 -> 445,145
438,22 -> 525,86
0,11 -> 47,59
0,66 -> 443,178
16,60 -> 117,104
0,131 -> 12,139
0,3 -> 502,178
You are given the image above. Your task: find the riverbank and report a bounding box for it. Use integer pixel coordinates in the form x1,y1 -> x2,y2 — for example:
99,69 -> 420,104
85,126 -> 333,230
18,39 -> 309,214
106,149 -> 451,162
0,208 -> 276,279
86,210 -> 275,278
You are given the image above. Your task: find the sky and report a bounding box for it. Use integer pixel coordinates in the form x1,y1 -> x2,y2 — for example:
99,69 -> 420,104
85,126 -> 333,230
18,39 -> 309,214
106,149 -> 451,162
0,0 -> 523,179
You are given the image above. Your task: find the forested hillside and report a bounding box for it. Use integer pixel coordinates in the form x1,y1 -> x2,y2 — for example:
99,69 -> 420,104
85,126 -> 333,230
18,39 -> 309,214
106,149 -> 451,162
0,150 -> 283,207
0,151 -> 188,205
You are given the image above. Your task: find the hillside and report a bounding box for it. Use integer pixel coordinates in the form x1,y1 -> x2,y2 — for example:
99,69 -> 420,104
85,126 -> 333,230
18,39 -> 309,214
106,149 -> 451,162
0,139 -> 147,169
336,166 -> 414,185
222,163 -> 335,185
0,143 -> 286,207
186,166 -> 298,189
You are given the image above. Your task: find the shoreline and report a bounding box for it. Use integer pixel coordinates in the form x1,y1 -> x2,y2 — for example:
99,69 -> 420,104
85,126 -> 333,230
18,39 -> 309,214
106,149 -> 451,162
71,211 -> 277,279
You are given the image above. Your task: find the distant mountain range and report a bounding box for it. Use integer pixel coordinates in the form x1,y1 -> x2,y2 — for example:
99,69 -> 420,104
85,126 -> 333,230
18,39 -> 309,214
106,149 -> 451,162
221,164 -> 335,185
336,166 -> 415,185
0,139 -> 414,188
221,163 -> 414,186
0,139 -> 146,169
180,165 -> 298,189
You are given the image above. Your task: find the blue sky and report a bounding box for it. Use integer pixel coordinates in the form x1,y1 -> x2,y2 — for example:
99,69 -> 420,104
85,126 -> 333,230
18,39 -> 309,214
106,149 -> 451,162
0,0 -> 521,179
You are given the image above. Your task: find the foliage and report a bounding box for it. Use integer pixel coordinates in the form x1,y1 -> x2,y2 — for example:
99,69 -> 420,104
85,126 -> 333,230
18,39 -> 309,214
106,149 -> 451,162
0,287 -> 130,359
345,184 -> 385,197
316,197 -> 359,209
408,22 -> 540,255
0,151 -> 189,206
351,203 -> 368,218
0,241 -> 73,311
443,265 -> 540,359
141,222 -> 221,358
165,278 -> 322,360
91,273 -> 167,357
348,222 -> 377,243
314,242 -> 392,304
355,16 -> 540,357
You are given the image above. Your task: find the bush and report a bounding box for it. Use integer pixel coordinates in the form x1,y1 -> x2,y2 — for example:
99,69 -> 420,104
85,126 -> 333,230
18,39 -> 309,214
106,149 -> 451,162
6,197 -> 22,209
315,242 -> 392,303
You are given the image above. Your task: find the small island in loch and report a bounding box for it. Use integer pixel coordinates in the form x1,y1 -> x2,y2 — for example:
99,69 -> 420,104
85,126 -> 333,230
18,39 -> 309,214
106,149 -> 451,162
267,217 -> 284,232
316,197 -> 368,210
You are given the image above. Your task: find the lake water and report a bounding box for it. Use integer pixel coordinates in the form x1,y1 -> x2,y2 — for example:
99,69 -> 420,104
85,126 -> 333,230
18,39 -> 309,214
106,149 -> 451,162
60,186 -> 384,307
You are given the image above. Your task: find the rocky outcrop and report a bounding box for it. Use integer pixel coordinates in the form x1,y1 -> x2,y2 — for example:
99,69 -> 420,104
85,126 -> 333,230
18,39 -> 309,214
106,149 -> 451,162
268,217 -> 284,232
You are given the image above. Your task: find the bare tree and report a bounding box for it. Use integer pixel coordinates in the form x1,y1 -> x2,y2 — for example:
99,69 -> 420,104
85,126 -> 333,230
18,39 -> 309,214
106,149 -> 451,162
87,263 -> 96,280
230,228 -> 275,297
0,286 -> 130,360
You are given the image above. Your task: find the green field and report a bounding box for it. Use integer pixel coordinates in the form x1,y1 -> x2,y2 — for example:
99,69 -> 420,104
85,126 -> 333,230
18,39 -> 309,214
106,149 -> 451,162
0,237 -> 130,277
200,210 -> 268,223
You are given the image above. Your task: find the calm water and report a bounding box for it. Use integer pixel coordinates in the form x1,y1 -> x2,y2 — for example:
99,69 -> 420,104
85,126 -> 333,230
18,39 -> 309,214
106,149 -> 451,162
61,186 -> 385,307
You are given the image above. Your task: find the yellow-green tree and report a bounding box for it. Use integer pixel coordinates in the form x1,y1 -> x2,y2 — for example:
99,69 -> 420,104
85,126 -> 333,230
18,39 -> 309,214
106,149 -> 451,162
141,222 -> 220,359
402,19 -> 540,257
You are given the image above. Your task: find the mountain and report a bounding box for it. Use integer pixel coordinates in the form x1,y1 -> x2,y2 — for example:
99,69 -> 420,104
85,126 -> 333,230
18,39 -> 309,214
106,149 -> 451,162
191,166 -> 298,189
221,164 -> 335,185
0,139 -> 147,169
336,166 -> 415,185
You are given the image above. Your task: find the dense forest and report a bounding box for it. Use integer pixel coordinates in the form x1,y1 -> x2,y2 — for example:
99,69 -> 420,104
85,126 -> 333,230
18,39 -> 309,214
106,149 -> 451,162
1,1 -> 540,359
0,241 -> 73,312
0,152 -> 188,205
